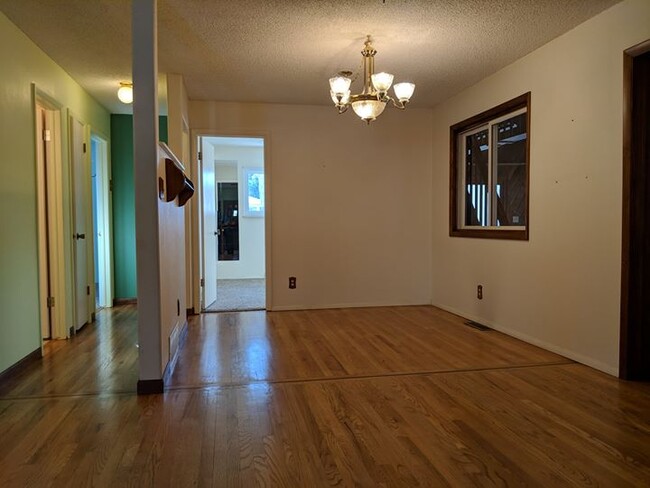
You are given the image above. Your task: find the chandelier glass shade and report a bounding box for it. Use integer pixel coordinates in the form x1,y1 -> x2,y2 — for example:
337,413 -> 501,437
351,96 -> 386,120
329,36 -> 415,123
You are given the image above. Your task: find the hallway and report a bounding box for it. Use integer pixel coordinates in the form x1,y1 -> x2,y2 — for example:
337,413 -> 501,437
1,305 -> 650,486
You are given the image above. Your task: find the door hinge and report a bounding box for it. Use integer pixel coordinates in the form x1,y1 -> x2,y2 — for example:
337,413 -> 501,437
109,179 -> 113,192
198,151 -> 202,161
200,278 -> 205,287
83,142 -> 87,153
47,296 -> 55,308
87,285 -> 90,296
43,129 -> 51,142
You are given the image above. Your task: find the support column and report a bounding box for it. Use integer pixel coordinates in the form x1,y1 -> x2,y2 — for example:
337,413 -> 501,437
132,0 -> 162,393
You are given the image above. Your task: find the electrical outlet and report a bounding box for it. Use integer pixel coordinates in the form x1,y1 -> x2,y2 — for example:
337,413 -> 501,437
477,285 -> 483,300
289,276 -> 297,289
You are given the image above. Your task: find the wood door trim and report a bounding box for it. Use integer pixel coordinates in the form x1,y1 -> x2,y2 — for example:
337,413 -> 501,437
620,42 -> 650,379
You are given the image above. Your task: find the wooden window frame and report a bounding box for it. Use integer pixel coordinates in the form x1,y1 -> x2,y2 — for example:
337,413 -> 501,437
449,92 -> 531,240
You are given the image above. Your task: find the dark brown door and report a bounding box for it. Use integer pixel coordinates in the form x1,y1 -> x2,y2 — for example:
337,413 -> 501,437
621,48 -> 650,380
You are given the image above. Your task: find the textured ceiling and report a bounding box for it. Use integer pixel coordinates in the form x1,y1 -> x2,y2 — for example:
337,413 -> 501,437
0,0 -> 621,114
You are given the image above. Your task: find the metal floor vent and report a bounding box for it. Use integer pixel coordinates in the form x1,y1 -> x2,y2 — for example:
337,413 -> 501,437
464,320 -> 492,331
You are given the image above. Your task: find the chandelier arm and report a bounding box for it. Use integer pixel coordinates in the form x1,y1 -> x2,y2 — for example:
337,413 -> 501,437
389,97 -> 408,110
336,105 -> 349,115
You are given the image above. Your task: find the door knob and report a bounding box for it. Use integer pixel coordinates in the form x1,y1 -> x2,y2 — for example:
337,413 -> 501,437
75,233 -> 86,240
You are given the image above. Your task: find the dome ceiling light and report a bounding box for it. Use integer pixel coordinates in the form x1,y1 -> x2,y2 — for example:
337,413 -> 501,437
117,82 -> 133,104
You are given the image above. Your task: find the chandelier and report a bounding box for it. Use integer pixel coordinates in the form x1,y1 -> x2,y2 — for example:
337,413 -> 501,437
329,35 -> 415,124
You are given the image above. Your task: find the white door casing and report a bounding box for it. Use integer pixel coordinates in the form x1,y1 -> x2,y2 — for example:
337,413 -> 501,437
35,94 -> 68,340
36,106 -> 51,339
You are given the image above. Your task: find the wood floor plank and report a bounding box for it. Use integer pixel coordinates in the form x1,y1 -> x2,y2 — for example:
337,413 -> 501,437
170,306 -> 569,389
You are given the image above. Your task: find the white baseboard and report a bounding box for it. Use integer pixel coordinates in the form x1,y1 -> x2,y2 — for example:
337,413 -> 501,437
431,302 -> 619,377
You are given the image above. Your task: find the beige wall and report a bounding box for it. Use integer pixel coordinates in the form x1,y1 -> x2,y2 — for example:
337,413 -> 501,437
191,102 -> 433,310
157,144 -> 187,372
430,0 -> 650,375
165,73 -> 193,310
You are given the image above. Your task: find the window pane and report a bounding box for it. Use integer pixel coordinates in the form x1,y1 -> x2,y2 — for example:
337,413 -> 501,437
247,171 -> 264,212
493,113 -> 527,226
463,129 -> 489,226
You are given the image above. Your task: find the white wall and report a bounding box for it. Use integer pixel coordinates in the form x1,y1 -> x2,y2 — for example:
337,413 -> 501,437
191,102 -> 433,310
211,143 -> 265,280
430,0 -> 650,375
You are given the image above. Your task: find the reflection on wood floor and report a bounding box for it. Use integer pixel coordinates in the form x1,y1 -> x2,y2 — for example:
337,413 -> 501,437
1,305 -> 650,487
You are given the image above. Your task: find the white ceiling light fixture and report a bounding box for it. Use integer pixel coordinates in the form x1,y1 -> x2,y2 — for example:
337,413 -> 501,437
329,35 -> 415,124
117,82 -> 133,104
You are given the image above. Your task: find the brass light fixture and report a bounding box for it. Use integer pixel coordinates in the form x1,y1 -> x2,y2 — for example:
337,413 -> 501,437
329,35 -> 415,124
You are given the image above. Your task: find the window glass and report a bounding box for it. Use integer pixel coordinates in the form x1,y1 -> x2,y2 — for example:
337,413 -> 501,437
493,113 -> 527,226
449,93 -> 530,240
463,128 -> 489,227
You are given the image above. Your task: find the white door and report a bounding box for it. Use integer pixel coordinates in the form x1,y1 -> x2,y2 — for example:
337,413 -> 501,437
91,135 -> 112,309
72,118 -> 89,330
201,140 -> 218,308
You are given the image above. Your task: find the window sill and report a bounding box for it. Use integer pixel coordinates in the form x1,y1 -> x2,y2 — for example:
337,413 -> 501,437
449,228 -> 529,240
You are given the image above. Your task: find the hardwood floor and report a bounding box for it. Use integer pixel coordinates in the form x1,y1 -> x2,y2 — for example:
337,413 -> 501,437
1,305 -> 650,487
169,307 -> 568,389
0,306 -> 138,398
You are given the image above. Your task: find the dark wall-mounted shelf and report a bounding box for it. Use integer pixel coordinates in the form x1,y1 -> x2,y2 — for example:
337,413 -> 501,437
159,143 -> 194,207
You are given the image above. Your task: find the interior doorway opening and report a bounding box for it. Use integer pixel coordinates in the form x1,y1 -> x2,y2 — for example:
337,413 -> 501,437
90,134 -> 112,310
200,136 -> 266,312
620,41 -> 650,381
35,97 -> 67,341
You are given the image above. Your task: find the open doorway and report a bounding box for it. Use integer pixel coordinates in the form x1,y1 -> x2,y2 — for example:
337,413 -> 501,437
620,41 -> 650,380
35,98 -> 67,341
90,134 -> 112,310
200,136 -> 266,311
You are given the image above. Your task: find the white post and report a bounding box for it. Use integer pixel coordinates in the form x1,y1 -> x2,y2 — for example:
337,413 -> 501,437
132,0 -> 162,392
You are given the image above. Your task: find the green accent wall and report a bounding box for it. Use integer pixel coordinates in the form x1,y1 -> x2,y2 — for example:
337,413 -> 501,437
110,115 -> 168,299
110,115 -> 136,299
159,116 -> 168,144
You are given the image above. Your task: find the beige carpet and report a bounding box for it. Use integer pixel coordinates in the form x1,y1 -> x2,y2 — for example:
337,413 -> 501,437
205,279 -> 265,312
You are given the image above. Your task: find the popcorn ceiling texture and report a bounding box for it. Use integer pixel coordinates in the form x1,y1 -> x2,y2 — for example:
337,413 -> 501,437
0,0 -> 620,113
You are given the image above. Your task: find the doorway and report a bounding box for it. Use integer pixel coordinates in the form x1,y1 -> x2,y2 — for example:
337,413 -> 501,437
35,99 -> 66,340
199,136 -> 266,312
620,41 -> 650,380
90,134 -> 112,310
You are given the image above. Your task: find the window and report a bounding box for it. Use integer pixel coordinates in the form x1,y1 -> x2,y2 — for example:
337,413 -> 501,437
449,92 -> 530,240
242,167 -> 265,217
